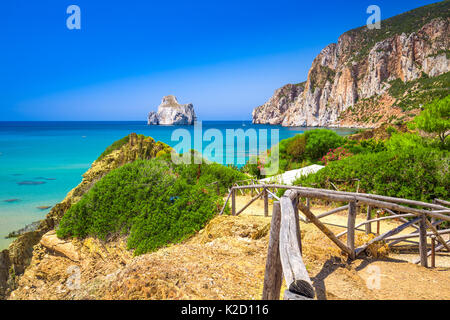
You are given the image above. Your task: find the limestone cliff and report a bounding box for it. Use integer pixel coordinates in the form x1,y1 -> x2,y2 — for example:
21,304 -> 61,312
0,133 -> 172,299
253,1 -> 450,128
148,95 -> 197,125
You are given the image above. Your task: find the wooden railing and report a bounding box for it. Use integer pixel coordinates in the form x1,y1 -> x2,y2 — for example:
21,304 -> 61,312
219,184 -> 450,300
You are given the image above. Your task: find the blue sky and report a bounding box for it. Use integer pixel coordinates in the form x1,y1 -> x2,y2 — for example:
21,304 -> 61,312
0,0 -> 440,121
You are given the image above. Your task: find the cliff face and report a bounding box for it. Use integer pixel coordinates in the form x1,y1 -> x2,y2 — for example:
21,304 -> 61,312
0,134 -> 172,299
253,1 -> 450,128
148,95 -> 197,125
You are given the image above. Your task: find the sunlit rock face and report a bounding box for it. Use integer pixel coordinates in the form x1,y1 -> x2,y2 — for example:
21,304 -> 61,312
148,95 -> 197,125
252,17 -> 450,128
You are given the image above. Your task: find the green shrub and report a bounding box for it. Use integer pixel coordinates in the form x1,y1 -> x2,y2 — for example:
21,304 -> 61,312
286,135 -> 307,161
247,129 -> 347,174
295,147 -> 449,203
413,95 -> 450,144
321,147 -> 353,166
303,129 -> 345,161
57,159 -> 244,255
96,135 -> 131,161
385,132 -> 427,152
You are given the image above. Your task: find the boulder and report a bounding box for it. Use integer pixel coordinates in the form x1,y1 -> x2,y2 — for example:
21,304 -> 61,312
40,231 -> 80,262
148,95 -> 196,125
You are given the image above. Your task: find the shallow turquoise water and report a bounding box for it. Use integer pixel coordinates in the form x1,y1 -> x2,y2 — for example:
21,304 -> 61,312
0,121 -> 355,249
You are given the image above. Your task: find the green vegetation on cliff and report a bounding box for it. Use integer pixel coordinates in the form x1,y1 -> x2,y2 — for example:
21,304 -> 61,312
347,0 -> 450,62
389,72 -> 450,112
412,95 -> 450,143
57,144 -> 246,255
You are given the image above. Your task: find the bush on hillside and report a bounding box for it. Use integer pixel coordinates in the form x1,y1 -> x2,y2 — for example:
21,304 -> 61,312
294,147 -> 449,203
413,95 -> 450,144
286,134 -> 307,161
57,159 -> 244,255
302,129 -> 345,161
267,129 -> 345,173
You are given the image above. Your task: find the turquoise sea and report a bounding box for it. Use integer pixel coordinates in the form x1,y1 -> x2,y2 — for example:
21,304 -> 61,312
0,121 -> 355,249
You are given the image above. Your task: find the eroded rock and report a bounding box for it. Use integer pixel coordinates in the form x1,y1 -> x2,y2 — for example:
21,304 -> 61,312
147,95 -> 196,125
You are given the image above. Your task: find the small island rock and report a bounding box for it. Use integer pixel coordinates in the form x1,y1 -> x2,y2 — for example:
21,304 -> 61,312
147,95 -> 197,125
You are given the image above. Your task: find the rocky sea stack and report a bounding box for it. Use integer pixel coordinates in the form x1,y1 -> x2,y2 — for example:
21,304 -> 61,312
148,95 -> 197,125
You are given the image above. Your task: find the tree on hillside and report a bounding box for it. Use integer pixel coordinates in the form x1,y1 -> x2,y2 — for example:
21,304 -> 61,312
413,96 -> 450,144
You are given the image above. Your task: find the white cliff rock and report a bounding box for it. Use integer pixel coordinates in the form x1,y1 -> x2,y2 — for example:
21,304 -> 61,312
148,95 -> 197,125
252,13 -> 450,128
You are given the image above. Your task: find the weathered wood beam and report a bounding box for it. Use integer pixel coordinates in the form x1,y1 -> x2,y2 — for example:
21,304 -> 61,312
355,217 -> 421,257
231,188 -> 236,216
347,202 -> 357,260
293,186 -> 448,210
219,191 -> 232,215
316,205 -> 349,219
283,290 -> 314,300
388,220 -> 444,247
413,239 -> 450,264
336,213 -> 416,238
366,206 -> 372,234
431,236 -> 436,268
294,189 -> 450,219
262,201 -> 283,300
434,199 -> 450,207
383,208 -> 420,229
425,219 -> 450,253
232,185 -> 448,210
419,215 -> 428,267
385,228 -> 450,242
266,189 -> 280,201
235,192 -> 263,216
297,201 -> 353,257
279,191 -> 315,299
264,188 -> 269,217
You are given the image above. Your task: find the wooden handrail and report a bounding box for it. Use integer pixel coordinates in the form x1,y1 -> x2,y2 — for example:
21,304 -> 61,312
279,190 -> 315,300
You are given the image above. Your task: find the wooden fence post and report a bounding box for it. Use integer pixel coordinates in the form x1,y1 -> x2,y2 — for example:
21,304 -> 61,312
419,214 -> 428,268
366,206 -> 372,234
306,198 -> 310,210
262,201 -> 283,300
231,188 -> 236,216
431,236 -> 436,268
347,202 -> 357,260
280,191 -> 315,300
292,195 -> 302,255
264,188 -> 269,217
376,211 -> 381,235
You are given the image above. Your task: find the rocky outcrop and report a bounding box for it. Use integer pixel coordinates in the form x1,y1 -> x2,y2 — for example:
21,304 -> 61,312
0,133 -> 172,299
148,95 -> 197,125
252,83 -> 305,125
253,2 -> 450,128
40,231 -> 80,262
